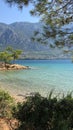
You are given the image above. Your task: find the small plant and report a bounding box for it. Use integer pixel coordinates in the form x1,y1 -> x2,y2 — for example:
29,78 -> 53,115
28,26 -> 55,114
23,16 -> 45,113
0,89 -> 14,118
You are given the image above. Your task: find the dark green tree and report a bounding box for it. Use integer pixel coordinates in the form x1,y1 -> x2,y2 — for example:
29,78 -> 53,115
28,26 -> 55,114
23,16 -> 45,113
0,47 -> 22,67
6,46 -> 22,62
0,51 -> 13,66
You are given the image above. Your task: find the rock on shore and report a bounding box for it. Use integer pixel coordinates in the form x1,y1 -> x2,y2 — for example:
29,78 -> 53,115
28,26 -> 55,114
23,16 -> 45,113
0,62 -> 29,70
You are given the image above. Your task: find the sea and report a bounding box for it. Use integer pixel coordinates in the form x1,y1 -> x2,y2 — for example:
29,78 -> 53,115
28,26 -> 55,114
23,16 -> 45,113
0,59 -> 73,97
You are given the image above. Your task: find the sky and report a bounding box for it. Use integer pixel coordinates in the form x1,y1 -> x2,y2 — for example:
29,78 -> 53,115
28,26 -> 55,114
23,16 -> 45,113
0,1 -> 40,24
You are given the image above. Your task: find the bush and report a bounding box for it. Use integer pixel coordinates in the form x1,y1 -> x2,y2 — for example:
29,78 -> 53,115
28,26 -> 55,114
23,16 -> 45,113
0,89 -> 14,118
1,90 -> 73,130
15,92 -> 73,130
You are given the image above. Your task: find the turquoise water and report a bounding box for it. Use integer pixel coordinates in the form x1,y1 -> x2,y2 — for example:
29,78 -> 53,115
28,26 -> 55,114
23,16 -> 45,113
0,59 -> 73,96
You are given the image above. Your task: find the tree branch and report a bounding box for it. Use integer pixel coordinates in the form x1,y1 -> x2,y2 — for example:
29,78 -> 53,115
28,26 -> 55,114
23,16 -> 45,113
54,0 -> 72,12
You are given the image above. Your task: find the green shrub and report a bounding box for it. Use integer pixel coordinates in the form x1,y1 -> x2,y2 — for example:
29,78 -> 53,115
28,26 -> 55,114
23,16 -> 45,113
15,92 -> 73,130
0,89 -> 14,118
1,90 -> 73,130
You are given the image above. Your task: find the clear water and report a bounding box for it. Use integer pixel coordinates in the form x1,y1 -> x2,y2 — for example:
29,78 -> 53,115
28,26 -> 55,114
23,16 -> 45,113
0,59 -> 73,96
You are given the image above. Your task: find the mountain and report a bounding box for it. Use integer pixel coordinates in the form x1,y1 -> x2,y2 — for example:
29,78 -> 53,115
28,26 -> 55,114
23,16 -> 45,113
0,22 -> 72,59
0,22 -> 49,50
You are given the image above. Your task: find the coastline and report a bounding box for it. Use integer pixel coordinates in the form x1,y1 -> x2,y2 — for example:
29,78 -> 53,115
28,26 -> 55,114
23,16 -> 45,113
0,62 -> 31,102
0,83 -> 35,103
0,59 -> 72,103
0,85 -> 26,102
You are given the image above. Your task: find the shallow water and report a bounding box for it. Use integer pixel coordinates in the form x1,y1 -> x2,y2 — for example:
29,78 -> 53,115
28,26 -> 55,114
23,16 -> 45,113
0,59 -> 73,96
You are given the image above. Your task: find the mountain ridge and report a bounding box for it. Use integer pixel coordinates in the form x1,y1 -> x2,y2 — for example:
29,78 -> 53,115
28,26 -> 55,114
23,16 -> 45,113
0,22 -> 72,59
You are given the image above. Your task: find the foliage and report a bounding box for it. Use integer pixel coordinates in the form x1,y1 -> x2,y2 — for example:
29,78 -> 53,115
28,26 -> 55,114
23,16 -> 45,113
30,0 -> 73,47
1,89 -> 73,129
14,92 -> 73,130
4,0 -> 30,8
3,0 -> 73,48
0,51 -> 13,64
0,89 -> 14,118
6,46 -> 22,61
0,46 -> 22,65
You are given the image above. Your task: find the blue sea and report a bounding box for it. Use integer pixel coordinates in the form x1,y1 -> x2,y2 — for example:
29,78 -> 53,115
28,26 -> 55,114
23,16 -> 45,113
0,59 -> 73,96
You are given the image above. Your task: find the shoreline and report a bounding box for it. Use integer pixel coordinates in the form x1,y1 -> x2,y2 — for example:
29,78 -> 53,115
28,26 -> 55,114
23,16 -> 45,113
0,86 -> 26,102
0,83 -> 27,102
0,84 -> 36,103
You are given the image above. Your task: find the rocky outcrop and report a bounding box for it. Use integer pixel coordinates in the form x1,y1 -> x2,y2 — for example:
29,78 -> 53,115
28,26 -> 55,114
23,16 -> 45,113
0,118 -> 19,130
0,62 -> 29,70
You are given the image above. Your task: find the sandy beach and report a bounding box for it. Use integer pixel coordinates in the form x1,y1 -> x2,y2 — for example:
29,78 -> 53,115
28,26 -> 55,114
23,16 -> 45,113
0,83 -> 35,103
0,83 -> 27,102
